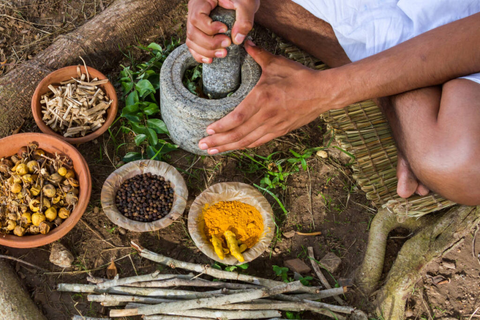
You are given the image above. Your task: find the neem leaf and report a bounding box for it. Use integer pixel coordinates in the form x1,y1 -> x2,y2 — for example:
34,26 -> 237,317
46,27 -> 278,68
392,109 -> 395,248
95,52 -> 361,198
147,119 -> 169,134
121,81 -> 134,94
135,79 -> 155,98
134,134 -> 147,146
125,90 -> 139,107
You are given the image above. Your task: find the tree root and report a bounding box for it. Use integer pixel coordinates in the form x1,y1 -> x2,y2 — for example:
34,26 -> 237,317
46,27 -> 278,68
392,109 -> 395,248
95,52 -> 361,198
356,208 -> 440,294
356,205 -> 480,320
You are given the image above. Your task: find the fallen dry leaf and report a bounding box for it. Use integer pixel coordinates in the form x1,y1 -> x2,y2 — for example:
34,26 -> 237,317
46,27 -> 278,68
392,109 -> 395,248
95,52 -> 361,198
106,259 -> 117,279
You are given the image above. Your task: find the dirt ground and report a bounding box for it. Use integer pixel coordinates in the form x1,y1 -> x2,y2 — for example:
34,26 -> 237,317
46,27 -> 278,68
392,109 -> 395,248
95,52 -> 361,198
1,1 -> 479,320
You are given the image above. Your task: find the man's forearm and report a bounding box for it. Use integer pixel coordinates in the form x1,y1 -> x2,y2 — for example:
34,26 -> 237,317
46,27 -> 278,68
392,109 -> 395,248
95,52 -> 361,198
327,12 -> 480,107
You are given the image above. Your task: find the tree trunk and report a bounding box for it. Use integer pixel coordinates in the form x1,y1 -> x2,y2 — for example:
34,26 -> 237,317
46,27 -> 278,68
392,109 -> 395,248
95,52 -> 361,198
0,260 -> 47,320
0,0 -> 183,136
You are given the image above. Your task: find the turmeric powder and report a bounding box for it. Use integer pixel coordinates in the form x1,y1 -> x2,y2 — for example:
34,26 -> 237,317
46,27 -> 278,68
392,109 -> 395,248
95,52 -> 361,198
203,201 -> 264,260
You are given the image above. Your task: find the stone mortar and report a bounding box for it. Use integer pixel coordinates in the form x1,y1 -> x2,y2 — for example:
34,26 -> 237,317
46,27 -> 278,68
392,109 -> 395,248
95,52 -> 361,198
202,7 -> 242,99
160,44 -> 261,155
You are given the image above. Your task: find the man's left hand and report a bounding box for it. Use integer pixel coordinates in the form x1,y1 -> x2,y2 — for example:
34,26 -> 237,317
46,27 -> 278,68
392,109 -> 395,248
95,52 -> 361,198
198,40 -> 341,154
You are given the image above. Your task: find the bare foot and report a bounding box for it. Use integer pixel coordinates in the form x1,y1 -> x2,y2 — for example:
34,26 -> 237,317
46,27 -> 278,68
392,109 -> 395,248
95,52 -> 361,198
396,154 -> 430,198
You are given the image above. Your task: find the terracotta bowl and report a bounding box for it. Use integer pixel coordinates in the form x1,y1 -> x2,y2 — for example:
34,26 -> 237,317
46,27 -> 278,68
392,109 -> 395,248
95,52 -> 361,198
0,133 -> 92,248
31,65 -> 118,144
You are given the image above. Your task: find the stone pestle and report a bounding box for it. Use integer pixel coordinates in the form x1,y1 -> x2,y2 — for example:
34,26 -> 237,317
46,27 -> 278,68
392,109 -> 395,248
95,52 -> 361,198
159,8 -> 261,155
202,7 -> 243,99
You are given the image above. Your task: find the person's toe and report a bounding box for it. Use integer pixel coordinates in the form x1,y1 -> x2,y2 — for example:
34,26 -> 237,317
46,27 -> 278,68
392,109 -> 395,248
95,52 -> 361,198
415,183 -> 430,196
396,155 -> 418,198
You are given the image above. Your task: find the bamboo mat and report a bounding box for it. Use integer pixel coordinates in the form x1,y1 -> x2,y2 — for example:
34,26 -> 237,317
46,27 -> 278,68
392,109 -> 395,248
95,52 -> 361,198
277,38 -> 456,219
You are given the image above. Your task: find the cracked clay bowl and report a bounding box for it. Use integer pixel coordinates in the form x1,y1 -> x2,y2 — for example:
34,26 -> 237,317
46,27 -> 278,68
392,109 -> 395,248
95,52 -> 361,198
31,65 -> 118,144
101,160 -> 188,232
0,133 -> 92,248
188,182 -> 275,265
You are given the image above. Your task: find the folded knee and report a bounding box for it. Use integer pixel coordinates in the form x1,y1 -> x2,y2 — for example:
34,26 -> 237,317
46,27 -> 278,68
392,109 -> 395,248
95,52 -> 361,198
409,146 -> 480,205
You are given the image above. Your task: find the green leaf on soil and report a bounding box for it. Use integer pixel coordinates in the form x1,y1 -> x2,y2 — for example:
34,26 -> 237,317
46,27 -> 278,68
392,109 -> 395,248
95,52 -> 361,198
134,134 -> 147,146
135,79 -> 155,98
147,119 -> 169,134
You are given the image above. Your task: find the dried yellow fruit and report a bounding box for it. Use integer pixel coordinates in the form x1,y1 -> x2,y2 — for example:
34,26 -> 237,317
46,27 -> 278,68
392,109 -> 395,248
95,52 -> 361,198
26,160 -> 39,173
13,226 -> 26,237
22,174 -> 33,183
39,221 -> 51,235
21,212 -> 32,225
6,220 -> 16,230
11,182 -> 22,193
45,207 -> 57,221
65,169 -> 75,179
41,198 -> 51,209
33,149 -> 45,159
43,184 -> 56,198
15,163 -> 28,176
49,173 -> 63,184
32,213 -> 46,226
30,184 -> 41,196
28,225 -> 40,234
52,195 -> 62,204
58,207 -> 70,219
29,199 -> 41,212
65,192 -> 78,206
58,167 -> 67,176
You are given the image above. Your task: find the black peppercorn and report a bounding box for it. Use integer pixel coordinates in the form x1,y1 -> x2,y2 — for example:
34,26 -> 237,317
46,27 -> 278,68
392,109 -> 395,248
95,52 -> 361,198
115,173 -> 175,222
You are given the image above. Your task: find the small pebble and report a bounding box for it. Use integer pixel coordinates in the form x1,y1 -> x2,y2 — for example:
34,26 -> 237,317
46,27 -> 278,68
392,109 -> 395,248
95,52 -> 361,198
316,150 -> 328,159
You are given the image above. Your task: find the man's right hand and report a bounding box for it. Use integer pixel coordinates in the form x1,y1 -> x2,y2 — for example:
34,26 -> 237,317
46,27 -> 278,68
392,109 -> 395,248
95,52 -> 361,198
187,0 -> 259,63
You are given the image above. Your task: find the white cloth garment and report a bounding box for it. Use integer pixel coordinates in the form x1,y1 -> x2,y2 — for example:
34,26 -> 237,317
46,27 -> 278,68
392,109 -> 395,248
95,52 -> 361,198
292,0 -> 480,84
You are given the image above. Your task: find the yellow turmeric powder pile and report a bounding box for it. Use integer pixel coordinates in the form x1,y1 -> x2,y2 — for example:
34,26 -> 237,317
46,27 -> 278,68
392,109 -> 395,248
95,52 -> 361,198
203,201 -> 264,260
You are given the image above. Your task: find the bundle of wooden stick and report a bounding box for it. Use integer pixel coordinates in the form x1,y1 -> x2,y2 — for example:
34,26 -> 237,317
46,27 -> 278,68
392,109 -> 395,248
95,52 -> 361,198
59,242 -> 365,320
40,66 -> 112,138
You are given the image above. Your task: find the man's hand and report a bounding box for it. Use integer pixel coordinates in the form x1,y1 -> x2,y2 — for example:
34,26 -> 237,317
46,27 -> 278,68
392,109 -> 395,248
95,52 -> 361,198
187,0 -> 259,63
198,41 -> 342,154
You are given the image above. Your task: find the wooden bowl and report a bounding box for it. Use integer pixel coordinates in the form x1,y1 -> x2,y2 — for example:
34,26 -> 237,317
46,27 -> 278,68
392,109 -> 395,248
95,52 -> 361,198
101,160 -> 188,232
188,182 -> 275,265
31,65 -> 118,144
0,133 -> 92,248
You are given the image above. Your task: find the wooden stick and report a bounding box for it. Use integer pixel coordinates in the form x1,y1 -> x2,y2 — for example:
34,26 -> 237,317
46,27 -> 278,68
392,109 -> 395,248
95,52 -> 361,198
88,294 -> 176,304
110,281 -> 303,317
72,316 -> 111,320
125,305 -> 281,319
143,317 -> 208,320
97,272 -> 194,289
289,287 -> 347,300
131,242 -> 317,293
123,278 -> 259,290
307,247 -> 346,306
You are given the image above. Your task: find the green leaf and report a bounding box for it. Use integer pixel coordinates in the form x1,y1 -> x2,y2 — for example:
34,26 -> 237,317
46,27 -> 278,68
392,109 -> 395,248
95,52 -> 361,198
142,103 -> 160,116
135,79 -> 155,98
301,158 -> 307,171
289,149 -> 302,158
237,263 -> 249,270
146,146 -> 160,160
147,43 -> 163,52
121,103 -> 140,116
121,81 -> 134,93
123,152 -> 142,163
147,119 -> 169,134
131,123 -> 147,135
224,266 -> 237,272
134,134 -> 147,146
146,128 -> 158,146
124,114 -> 141,123
125,91 -> 139,107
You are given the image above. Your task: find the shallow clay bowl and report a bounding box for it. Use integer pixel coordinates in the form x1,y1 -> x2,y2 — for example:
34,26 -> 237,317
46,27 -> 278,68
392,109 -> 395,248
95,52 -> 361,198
31,65 -> 118,144
188,182 -> 275,265
0,133 -> 92,248
101,160 -> 188,232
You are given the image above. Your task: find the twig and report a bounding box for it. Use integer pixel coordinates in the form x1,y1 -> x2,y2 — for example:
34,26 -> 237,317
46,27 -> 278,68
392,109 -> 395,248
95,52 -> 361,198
307,247 -> 345,305
79,56 -> 90,82
97,272 -> 194,289
124,278 -> 259,290
0,254 -> 49,272
296,231 -> 322,236
473,225 -> 479,265
109,281 -> 303,317
126,306 -> 281,319
131,242 -> 317,293
79,219 -> 115,248
72,316 -> 111,320
88,294 -> 175,304
468,307 -> 480,320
